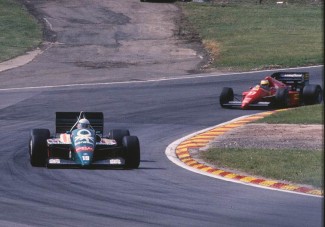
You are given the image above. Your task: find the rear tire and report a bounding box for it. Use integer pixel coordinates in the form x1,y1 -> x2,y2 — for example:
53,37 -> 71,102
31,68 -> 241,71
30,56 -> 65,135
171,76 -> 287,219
220,87 -> 234,108
123,136 -> 140,169
108,129 -> 130,146
29,129 -> 50,167
274,88 -> 289,108
303,84 -> 323,105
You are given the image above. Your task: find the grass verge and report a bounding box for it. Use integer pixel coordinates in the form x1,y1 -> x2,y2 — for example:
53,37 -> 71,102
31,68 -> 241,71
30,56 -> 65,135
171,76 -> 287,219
201,147 -> 323,188
0,0 -> 42,62
255,104 -> 324,124
178,2 -> 323,71
201,105 -> 324,189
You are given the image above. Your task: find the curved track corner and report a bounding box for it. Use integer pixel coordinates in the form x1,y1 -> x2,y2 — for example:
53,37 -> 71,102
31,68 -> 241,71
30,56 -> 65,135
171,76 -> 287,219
165,109 -> 323,197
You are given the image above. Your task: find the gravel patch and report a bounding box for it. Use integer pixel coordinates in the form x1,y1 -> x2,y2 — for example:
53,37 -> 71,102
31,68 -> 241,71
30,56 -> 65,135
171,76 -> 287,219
208,123 -> 324,151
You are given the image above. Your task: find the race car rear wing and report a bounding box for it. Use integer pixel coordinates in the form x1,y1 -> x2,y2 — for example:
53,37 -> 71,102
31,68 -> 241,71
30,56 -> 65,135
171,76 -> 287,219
270,72 -> 309,90
55,112 -> 104,135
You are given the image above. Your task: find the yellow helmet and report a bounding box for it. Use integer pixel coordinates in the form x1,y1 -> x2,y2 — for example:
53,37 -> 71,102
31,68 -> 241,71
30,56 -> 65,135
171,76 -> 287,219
260,80 -> 269,86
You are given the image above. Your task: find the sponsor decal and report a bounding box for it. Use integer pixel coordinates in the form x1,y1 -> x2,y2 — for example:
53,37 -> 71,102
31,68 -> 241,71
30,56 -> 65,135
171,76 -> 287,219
74,129 -> 94,145
282,74 -> 303,78
82,155 -> 90,161
97,138 -> 117,145
60,134 -> 71,144
49,159 -> 61,164
47,139 -> 59,144
48,136 -> 71,145
75,146 -> 93,152
110,159 -> 121,165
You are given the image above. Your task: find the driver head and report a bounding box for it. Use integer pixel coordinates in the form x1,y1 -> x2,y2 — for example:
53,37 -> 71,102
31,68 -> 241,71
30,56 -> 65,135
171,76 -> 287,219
77,118 -> 90,129
260,79 -> 269,86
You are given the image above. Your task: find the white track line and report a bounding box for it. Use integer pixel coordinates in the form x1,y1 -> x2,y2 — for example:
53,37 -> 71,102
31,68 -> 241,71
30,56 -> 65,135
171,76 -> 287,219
0,65 -> 323,92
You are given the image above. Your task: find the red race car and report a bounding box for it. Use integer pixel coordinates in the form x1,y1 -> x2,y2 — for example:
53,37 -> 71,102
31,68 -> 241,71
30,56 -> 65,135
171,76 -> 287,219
220,72 -> 323,109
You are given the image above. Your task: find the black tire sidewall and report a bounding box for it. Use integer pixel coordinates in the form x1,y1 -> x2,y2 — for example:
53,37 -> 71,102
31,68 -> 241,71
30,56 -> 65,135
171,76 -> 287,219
274,88 -> 289,108
220,87 -> 234,107
123,136 -> 140,169
29,129 -> 50,167
303,84 -> 323,105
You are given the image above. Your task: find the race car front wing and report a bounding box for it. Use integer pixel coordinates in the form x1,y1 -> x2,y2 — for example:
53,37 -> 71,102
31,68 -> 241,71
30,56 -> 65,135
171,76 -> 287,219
222,101 -> 272,109
47,157 -> 125,168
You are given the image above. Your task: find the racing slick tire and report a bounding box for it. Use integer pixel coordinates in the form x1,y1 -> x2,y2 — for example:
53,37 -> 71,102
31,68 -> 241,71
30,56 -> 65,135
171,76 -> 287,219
29,129 -> 50,167
220,87 -> 234,108
123,136 -> 140,169
302,84 -> 323,105
109,129 -> 130,146
274,88 -> 289,108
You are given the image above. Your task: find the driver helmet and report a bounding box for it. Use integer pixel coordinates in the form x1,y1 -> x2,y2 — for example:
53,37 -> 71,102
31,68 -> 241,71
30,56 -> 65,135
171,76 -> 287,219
260,79 -> 269,86
77,118 -> 90,129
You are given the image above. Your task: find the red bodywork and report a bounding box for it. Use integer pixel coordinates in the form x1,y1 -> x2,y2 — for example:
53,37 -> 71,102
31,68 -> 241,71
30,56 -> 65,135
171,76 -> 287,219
241,76 -> 300,109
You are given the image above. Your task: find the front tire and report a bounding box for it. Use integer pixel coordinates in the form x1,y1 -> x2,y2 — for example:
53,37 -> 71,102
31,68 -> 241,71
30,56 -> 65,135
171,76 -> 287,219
219,87 -> 234,108
123,136 -> 140,169
108,129 -> 130,146
303,84 -> 323,105
29,129 -> 50,167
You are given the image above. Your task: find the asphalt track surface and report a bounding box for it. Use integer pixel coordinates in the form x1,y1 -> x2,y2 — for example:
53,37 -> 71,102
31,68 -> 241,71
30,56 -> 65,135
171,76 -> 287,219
0,0 -> 323,226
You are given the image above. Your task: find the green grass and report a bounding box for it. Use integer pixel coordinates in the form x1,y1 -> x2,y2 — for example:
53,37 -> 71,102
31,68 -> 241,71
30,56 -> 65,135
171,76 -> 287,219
179,3 -> 323,71
202,104 -> 324,189
0,0 -> 42,62
201,147 -> 323,188
255,104 -> 324,124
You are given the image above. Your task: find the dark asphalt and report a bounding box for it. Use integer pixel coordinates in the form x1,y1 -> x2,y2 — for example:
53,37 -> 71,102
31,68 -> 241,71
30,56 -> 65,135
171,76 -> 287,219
0,67 -> 323,226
